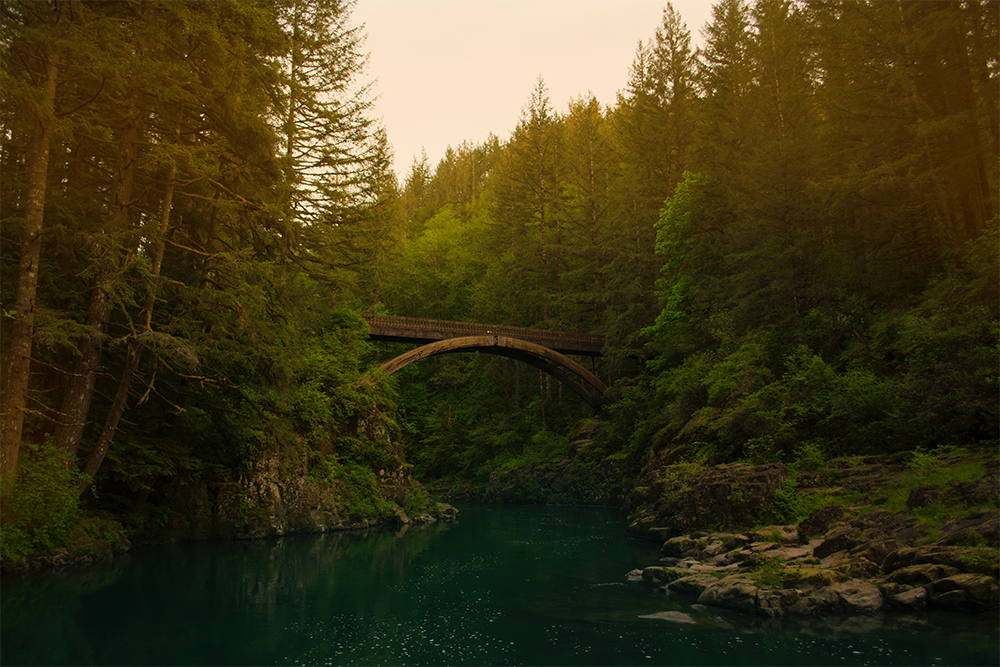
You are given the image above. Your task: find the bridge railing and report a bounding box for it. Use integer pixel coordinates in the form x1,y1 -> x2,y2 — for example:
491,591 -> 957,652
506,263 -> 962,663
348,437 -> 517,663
361,314 -> 604,355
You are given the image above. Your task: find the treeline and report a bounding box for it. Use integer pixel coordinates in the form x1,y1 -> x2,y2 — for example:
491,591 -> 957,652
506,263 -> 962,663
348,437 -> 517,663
0,0 -> 401,559
377,0 -> 998,486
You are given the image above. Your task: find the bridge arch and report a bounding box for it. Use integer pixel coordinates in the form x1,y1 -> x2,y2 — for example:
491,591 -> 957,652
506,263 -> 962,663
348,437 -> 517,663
375,335 -> 608,409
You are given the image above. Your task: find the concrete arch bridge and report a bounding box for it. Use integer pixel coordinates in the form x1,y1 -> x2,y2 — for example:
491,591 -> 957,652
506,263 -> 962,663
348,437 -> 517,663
361,314 -> 608,409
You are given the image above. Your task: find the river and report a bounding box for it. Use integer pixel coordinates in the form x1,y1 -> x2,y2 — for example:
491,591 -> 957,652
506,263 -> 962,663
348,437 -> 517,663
2,504 -> 997,666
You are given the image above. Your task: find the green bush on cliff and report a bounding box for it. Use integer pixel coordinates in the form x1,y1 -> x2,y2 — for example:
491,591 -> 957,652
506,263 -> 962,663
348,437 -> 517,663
310,454 -> 395,521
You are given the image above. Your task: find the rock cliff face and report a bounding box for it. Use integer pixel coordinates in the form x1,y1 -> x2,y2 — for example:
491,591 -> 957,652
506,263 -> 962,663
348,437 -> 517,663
139,453 -> 456,543
133,400 -> 459,543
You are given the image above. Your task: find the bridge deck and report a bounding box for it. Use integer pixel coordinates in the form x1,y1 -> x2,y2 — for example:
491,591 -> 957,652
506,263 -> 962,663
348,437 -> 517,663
361,314 -> 604,356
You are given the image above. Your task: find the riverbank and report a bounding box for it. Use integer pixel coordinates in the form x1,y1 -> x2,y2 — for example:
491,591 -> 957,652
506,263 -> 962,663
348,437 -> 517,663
1,449 -> 458,576
625,448 -> 999,616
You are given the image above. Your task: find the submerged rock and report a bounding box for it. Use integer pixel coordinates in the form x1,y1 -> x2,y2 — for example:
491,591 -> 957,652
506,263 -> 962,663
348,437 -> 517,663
639,610 -> 696,624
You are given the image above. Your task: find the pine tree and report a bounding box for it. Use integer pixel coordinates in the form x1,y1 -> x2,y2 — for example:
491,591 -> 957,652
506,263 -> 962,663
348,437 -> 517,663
560,95 -> 615,331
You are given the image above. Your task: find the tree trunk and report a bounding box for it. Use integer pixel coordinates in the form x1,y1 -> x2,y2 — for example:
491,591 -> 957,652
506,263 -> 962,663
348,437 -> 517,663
0,45 -> 59,511
79,106 -> 182,495
198,186 -> 222,289
51,289 -> 111,459
53,87 -> 143,460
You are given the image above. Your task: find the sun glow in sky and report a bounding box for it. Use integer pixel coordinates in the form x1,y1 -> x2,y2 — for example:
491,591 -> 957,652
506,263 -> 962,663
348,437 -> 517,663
351,0 -> 715,182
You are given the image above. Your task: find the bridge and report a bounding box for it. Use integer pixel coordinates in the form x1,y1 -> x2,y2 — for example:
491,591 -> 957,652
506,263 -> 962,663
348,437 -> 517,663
361,314 -> 608,409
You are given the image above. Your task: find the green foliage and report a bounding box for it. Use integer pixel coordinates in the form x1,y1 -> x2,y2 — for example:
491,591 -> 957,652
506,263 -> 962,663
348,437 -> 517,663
960,548 -> 1000,576
791,442 -> 826,472
1,440 -> 81,562
401,486 -> 431,517
764,478 -> 802,526
2,0 -> 997,531
337,463 -> 395,522
751,554 -> 786,588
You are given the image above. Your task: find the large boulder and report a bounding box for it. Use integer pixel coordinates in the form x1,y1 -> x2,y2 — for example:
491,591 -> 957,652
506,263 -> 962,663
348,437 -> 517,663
813,526 -> 864,559
832,580 -> 883,614
668,573 -> 724,597
883,545 -> 983,573
698,576 -> 760,614
641,566 -> 690,586
757,588 -> 801,617
925,574 -> 1000,610
662,536 -> 701,558
787,586 -> 842,616
797,505 -> 845,542
884,585 -> 927,610
885,563 -> 960,586
938,509 -> 1000,547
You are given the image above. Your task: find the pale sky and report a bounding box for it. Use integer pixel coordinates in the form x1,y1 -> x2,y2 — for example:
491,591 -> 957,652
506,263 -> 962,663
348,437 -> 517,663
351,0 -> 716,183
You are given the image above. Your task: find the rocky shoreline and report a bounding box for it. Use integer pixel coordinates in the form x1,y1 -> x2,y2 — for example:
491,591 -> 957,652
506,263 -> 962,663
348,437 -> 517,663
630,507 -> 999,617
624,452 -> 1000,618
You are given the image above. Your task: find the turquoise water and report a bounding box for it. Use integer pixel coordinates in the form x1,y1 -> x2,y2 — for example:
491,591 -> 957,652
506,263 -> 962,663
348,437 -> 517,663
2,504 -> 998,666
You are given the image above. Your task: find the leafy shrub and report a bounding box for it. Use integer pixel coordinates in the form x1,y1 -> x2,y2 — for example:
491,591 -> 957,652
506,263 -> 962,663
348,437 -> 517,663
1,439 -> 81,562
792,442 -> 826,472
961,547 -> 999,575
764,478 -> 802,525
751,555 -> 786,588
402,486 -> 430,516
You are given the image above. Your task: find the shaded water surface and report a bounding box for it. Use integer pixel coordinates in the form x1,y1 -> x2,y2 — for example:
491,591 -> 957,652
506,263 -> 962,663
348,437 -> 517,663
2,504 -> 998,666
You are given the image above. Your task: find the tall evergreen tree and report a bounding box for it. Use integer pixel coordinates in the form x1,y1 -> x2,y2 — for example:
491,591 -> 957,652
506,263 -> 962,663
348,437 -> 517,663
560,95 -> 615,331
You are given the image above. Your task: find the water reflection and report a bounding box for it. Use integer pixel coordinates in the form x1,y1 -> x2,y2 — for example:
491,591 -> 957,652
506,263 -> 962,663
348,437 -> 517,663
2,520 -> 456,666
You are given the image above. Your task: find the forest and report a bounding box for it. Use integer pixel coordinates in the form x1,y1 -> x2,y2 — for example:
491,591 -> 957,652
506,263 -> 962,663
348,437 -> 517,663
1,0 -> 997,563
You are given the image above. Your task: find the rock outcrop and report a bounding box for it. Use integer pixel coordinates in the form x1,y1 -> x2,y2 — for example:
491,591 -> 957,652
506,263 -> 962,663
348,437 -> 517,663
626,462 -> 789,539
143,453 -> 457,543
629,506 -> 1000,616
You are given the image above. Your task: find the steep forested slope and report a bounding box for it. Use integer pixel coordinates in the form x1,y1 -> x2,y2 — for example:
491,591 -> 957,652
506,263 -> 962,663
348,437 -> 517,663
375,0 -> 998,496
